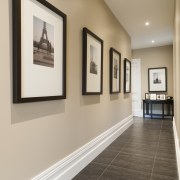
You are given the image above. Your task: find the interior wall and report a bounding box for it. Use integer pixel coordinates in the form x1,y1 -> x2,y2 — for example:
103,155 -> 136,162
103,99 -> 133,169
0,0 -> 132,179
174,0 -> 180,144
132,45 -> 173,101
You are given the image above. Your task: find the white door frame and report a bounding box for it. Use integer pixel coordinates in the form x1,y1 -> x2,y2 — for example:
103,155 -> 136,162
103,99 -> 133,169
131,59 -> 142,117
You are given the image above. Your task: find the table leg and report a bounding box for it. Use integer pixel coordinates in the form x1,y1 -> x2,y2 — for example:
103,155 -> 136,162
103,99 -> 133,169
143,102 -> 145,118
162,103 -> 164,119
151,103 -> 152,118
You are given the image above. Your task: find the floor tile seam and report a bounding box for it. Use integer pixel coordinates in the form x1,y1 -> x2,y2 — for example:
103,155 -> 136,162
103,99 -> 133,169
115,151 -> 155,159
152,172 -> 178,179
108,164 -> 153,175
97,142 -> 127,180
120,152 -> 156,159
150,120 -> 163,180
97,164 -> 152,180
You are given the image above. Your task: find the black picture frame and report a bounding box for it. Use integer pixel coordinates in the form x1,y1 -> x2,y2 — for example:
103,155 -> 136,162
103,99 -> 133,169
148,67 -> 167,92
110,48 -> 121,94
124,58 -> 131,93
82,27 -> 103,95
13,0 -> 67,103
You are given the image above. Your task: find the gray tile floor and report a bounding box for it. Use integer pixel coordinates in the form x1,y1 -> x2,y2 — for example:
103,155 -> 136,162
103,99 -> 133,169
73,117 -> 178,180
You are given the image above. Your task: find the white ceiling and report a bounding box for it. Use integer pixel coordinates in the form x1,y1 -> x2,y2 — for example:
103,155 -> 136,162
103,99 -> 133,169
104,0 -> 175,49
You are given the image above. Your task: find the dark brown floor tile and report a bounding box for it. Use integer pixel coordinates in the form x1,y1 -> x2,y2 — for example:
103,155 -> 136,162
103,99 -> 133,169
126,141 -> 157,148
159,137 -> 175,144
121,145 -> 156,158
153,159 -> 178,178
156,147 -> 176,160
93,150 -> 119,165
157,142 -> 175,150
106,140 -> 127,152
72,117 -> 178,179
111,152 -> 154,173
98,166 -> 151,180
72,162 -> 107,180
128,138 -> 158,144
151,174 -> 178,180
160,133 -> 174,140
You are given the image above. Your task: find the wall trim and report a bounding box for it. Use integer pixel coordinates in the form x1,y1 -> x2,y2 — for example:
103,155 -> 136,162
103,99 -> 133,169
32,114 -> 133,180
173,117 -> 180,179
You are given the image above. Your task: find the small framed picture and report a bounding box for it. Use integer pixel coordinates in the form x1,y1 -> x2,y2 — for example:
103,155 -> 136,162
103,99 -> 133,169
150,93 -> 157,100
82,27 -> 103,95
124,58 -> 131,93
160,94 -> 166,100
145,93 -> 150,99
110,48 -> 121,94
148,67 -> 167,92
156,94 -> 161,100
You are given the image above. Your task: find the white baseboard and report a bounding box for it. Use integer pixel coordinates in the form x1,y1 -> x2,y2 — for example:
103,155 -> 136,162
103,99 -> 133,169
173,117 -> 180,179
32,114 -> 133,180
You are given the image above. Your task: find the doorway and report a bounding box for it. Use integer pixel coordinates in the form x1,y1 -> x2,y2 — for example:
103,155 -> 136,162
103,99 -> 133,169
131,59 -> 142,117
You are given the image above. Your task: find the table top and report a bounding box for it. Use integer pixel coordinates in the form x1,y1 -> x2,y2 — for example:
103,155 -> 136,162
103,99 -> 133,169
143,99 -> 173,103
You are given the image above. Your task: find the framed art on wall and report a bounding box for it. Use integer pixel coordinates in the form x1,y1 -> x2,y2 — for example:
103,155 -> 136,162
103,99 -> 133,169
82,27 -> 103,95
145,93 -> 150,99
13,0 -> 67,103
110,48 -> 121,94
124,58 -> 131,93
150,93 -> 157,100
148,67 -> 167,92
160,94 -> 166,100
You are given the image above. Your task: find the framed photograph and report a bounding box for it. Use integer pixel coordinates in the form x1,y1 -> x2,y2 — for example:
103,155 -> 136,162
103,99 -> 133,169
13,0 -> 67,103
156,94 -> 161,100
82,27 -> 103,95
145,93 -> 150,99
124,58 -> 131,93
148,67 -> 167,92
150,93 -> 157,100
160,94 -> 166,100
110,48 -> 121,94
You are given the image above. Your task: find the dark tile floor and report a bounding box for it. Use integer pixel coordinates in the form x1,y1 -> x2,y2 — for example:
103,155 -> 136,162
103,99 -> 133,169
73,117 -> 178,180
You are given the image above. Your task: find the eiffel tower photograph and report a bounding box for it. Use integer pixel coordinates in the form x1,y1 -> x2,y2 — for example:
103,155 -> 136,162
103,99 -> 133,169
33,16 -> 54,68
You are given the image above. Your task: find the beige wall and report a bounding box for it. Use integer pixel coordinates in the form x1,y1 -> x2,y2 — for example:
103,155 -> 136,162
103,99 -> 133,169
174,0 -> 180,144
132,45 -> 173,101
0,0 -> 132,179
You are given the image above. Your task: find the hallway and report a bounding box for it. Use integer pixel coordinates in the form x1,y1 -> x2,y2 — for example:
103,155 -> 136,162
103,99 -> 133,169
73,117 -> 178,180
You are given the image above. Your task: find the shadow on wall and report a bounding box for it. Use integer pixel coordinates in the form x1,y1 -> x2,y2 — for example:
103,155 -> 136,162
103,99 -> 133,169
80,95 -> 100,106
110,94 -> 119,101
124,93 -> 130,99
11,100 -> 65,124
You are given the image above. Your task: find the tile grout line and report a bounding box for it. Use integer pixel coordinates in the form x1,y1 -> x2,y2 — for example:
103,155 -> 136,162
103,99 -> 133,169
149,119 -> 163,180
96,136 -> 131,180
96,120 -> 159,179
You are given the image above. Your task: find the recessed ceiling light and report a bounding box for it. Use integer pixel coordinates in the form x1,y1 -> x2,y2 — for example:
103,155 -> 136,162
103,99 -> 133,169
152,40 -> 155,43
145,22 -> 150,26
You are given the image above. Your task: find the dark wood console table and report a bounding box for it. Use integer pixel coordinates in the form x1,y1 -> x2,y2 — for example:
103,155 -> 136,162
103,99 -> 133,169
143,99 -> 174,119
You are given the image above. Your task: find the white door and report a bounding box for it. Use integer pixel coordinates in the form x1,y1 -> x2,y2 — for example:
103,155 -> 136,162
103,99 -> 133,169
131,59 -> 142,117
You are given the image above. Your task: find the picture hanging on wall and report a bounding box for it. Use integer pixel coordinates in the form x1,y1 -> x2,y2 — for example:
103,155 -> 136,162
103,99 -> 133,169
82,27 -> 103,95
124,58 -> 131,93
148,67 -> 167,92
145,93 -> 150,99
13,0 -> 67,103
110,48 -> 121,94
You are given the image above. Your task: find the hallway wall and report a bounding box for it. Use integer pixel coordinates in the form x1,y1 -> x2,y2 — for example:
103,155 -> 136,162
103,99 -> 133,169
132,45 -> 173,100
174,0 -> 180,144
0,0 -> 132,179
